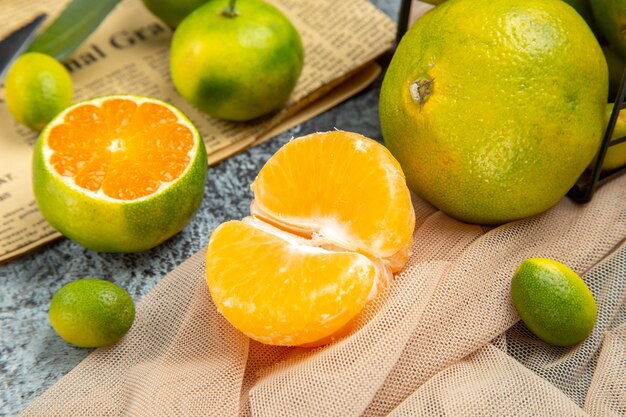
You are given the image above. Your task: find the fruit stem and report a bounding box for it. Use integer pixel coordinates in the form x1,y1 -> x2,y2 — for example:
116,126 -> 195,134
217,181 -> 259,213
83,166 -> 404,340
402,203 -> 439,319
223,0 -> 239,17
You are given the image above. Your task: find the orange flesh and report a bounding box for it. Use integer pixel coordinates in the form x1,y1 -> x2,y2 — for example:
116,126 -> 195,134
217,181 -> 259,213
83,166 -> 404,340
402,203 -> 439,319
250,132 -> 415,264
47,98 -> 195,200
207,220 -> 380,346
206,132 -> 415,346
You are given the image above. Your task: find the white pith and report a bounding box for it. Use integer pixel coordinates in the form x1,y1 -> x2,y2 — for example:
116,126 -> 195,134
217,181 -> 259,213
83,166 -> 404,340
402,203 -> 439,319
249,131 -> 414,268
249,199 -> 411,263
41,95 -> 200,203
241,216 -> 387,303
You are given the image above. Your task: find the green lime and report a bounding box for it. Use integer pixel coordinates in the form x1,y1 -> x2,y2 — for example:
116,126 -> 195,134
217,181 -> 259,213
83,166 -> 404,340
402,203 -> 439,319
4,52 -> 73,131
170,0 -> 304,121
140,0 -> 208,28
49,279 -> 135,348
511,258 -> 597,347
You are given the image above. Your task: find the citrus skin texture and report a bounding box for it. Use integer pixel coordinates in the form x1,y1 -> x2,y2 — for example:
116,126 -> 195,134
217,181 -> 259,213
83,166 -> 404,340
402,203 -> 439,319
49,279 -> 135,348
32,96 -> 207,253
591,0 -> 626,58
561,0 -> 601,36
170,0 -> 304,121
380,0 -> 608,225
140,0 -> 208,28
4,52 -> 72,131
511,258 -> 597,347
422,0 -> 601,36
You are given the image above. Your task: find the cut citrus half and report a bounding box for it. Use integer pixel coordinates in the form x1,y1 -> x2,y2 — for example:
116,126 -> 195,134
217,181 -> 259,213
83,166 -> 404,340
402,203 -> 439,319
33,95 -> 207,252
206,130 -> 415,346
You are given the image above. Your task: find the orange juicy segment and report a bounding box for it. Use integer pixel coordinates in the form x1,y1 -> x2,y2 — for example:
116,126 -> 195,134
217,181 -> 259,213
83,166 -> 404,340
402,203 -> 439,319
206,220 -> 379,346
250,131 -> 415,265
46,97 -> 195,200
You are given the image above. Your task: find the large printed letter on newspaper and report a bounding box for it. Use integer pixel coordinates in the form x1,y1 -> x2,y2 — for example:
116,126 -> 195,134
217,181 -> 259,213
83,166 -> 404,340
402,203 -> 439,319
0,0 -> 395,262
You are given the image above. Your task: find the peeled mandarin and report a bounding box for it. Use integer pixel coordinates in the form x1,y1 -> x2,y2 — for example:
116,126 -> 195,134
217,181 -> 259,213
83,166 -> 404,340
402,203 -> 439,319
206,130 -> 415,346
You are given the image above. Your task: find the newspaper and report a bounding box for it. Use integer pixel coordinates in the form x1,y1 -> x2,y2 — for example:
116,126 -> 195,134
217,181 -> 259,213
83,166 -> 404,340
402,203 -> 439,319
0,0 -> 396,263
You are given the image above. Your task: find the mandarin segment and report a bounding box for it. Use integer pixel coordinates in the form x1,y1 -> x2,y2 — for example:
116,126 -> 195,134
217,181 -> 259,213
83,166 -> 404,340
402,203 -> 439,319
101,156 -> 161,200
206,220 -> 381,346
149,123 -> 195,154
73,154 -> 111,192
65,104 -> 107,130
101,98 -> 138,136
142,150 -> 190,182
47,125 -> 80,151
47,121 -> 109,153
50,149 -> 100,177
131,102 -> 178,132
132,123 -> 195,182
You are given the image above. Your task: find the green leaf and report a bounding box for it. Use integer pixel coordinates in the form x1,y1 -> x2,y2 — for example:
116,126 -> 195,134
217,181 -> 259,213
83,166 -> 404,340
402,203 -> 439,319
27,0 -> 122,59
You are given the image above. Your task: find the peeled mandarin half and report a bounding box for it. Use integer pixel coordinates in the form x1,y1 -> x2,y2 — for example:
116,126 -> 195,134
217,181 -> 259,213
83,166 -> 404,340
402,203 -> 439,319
207,219 -> 388,346
206,130 -> 415,347
250,131 -> 415,272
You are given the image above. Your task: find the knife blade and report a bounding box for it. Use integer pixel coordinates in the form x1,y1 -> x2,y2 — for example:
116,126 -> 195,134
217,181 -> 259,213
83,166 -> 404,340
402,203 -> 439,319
0,14 -> 47,79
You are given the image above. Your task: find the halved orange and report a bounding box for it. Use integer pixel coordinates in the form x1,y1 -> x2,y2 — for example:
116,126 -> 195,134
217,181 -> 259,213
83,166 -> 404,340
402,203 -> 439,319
33,95 -> 207,252
206,131 -> 415,346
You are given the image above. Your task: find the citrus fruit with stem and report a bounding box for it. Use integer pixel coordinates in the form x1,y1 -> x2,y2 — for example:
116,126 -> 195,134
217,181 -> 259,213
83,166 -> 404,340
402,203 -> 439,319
591,0 -> 626,58
49,279 -> 135,348
206,131 -> 415,346
380,0 -> 607,225
4,52 -> 72,131
511,258 -> 597,347
32,95 -> 207,252
170,0 -> 304,121
140,0 -> 208,28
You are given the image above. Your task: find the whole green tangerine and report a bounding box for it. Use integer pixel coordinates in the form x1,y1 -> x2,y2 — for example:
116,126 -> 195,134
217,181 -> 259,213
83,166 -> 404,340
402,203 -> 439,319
170,0 -> 304,122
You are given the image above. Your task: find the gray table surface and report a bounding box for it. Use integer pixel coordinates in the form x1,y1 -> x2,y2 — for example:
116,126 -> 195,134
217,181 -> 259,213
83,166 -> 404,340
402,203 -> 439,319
0,1 -> 400,414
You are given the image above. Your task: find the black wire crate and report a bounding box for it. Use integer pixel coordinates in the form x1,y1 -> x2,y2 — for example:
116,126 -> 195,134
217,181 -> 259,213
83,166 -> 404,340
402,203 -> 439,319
394,0 -> 626,204
568,72 -> 626,203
